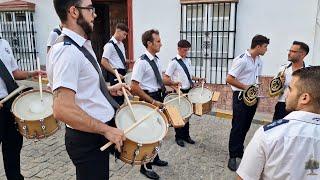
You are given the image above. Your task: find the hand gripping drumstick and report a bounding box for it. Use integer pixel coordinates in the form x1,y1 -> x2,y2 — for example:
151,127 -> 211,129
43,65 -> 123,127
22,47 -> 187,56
99,94 -> 187,151
0,85 -> 27,104
114,69 -> 137,122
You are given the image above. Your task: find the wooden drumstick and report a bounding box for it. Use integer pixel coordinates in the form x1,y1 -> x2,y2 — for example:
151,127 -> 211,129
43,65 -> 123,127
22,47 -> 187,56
178,85 -> 181,105
100,107 -> 160,151
114,69 -> 137,122
37,57 -> 43,102
0,85 -> 27,104
164,93 -> 187,106
200,80 -> 205,97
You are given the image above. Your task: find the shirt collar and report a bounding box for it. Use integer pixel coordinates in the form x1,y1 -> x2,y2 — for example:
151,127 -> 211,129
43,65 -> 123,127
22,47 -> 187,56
62,28 -> 87,47
176,54 -> 185,61
284,111 -> 320,125
111,36 -> 120,44
145,50 -> 158,61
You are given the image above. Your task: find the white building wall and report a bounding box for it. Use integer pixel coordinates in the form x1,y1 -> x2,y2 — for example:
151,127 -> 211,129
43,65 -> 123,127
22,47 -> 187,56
132,0 -> 181,71
1,0 -> 318,75
235,0 -> 319,76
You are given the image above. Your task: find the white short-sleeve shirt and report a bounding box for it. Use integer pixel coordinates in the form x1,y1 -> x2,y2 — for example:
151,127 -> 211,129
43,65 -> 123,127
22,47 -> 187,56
228,50 -> 263,91
46,28 -> 61,47
102,36 -> 126,69
0,38 -> 19,98
46,28 -> 114,125
276,63 -> 309,102
237,111 -> 320,180
131,51 -> 163,92
165,55 -> 192,89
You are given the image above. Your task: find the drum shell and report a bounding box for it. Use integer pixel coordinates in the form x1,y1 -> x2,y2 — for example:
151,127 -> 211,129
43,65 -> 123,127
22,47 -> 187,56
120,139 -> 159,165
193,101 -> 212,116
15,115 -> 59,139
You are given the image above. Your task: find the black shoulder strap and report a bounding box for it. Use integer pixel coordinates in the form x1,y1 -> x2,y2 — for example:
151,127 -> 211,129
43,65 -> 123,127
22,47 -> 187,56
0,58 -> 19,94
173,57 -> 193,87
108,40 -> 127,71
140,54 -> 166,92
58,36 -> 119,109
53,28 -> 61,36
263,119 -> 289,131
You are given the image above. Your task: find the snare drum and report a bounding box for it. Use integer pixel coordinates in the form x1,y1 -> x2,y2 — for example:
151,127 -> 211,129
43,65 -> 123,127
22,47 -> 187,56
115,101 -> 168,165
164,93 -> 193,127
188,87 -> 213,116
11,90 -> 59,139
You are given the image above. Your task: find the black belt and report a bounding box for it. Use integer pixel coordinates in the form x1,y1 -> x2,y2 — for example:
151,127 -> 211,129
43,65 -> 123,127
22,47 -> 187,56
143,89 -> 162,96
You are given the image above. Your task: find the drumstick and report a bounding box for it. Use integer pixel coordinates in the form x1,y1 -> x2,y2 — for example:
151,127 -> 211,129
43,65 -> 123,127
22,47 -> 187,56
114,69 -> 137,122
100,107 -> 159,151
200,80 -> 204,97
37,57 -> 43,102
113,73 -> 128,81
178,85 -> 181,105
164,93 -> 187,105
0,85 -> 26,104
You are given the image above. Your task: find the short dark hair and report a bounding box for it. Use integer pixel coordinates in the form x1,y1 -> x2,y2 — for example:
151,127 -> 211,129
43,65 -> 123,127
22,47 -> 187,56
293,41 -> 309,55
292,66 -> 320,109
141,29 -> 159,48
53,0 -> 81,22
251,35 -> 270,49
178,40 -> 191,48
116,23 -> 129,33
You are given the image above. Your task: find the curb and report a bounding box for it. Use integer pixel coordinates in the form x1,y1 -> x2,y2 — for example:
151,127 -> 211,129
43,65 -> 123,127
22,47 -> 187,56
211,109 -> 272,125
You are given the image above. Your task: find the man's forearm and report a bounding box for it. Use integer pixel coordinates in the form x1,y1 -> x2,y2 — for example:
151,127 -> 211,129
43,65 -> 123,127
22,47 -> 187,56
101,58 -> 115,75
53,88 -> 110,135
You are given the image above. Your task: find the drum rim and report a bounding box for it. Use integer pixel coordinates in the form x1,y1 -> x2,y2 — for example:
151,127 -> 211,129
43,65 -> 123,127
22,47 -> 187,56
11,89 -> 53,121
115,101 -> 168,144
164,93 -> 193,119
188,86 -> 213,103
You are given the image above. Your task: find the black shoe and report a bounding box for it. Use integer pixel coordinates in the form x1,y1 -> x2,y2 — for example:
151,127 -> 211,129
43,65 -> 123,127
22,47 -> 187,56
184,137 -> 195,144
140,167 -> 160,179
227,158 -> 240,171
176,138 -> 185,147
152,159 -> 168,166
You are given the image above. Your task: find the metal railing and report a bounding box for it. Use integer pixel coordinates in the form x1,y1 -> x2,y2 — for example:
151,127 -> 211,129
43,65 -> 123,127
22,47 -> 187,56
180,2 -> 238,84
0,11 -> 37,71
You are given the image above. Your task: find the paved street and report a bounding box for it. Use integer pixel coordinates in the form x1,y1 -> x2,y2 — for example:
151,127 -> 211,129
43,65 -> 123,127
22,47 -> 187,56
0,114 -> 260,180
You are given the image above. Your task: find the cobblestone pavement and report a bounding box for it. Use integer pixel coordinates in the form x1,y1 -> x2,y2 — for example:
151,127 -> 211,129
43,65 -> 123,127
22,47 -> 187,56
0,114 -> 260,180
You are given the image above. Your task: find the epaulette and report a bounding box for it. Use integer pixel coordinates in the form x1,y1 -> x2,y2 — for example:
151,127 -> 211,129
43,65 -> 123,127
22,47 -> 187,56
239,53 -> 245,58
64,41 -> 72,46
263,119 -> 289,131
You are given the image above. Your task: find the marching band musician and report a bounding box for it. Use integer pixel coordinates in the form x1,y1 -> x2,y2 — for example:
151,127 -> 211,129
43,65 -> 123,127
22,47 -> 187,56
163,39 -> 205,147
272,41 -> 309,121
226,35 -> 269,171
131,29 -> 168,180
48,0 -> 128,179
101,23 -> 132,105
0,37 -> 45,179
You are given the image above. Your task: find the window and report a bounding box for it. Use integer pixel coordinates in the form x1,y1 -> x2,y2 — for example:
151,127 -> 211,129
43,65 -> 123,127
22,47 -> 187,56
180,1 -> 237,84
0,11 -> 37,71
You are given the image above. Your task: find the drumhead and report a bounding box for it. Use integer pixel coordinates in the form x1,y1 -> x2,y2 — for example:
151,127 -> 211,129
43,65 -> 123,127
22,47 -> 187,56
115,102 -> 167,144
188,87 -> 213,103
12,90 -> 53,121
164,93 -> 193,119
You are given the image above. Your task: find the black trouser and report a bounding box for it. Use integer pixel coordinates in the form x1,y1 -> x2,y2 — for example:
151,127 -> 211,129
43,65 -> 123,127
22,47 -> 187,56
108,68 -> 126,105
272,101 -> 290,121
229,91 -> 258,158
175,88 -> 191,140
0,98 -> 24,180
65,122 -> 112,180
141,89 -> 164,170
